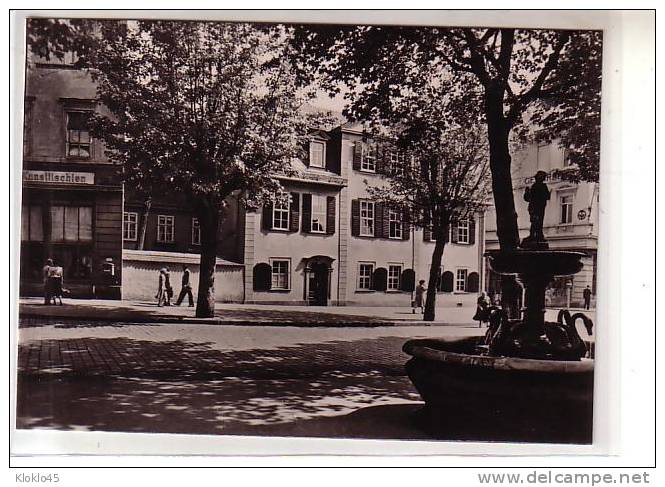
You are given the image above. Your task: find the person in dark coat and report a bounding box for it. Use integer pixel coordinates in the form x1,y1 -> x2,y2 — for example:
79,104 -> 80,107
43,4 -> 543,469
473,292 -> 490,327
412,280 -> 426,314
42,259 -> 54,305
176,265 -> 195,307
164,267 -> 173,306
583,285 -> 592,310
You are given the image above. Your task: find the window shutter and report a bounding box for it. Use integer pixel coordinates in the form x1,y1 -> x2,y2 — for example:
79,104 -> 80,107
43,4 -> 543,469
352,142 -> 362,171
375,145 -> 385,174
303,142 -> 311,166
402,213 -> 410,241
400,268 -> 415,292
262,203 -> 273,231
375,202 -> 384,238
326,196 -> 336,235
442,271 -> 454,292
301,193 -> 312,233
467,272 -> 480,293
289,193 -> 300,232
469,218 -> 476,245
450,221 -> 458,243
253,263 -> 272,291
351,199 -> 360,236
372,267 -> 387,291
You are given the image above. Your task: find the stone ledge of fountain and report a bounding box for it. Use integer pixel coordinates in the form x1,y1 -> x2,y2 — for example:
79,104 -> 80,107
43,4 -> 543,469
402,336 -> 594,444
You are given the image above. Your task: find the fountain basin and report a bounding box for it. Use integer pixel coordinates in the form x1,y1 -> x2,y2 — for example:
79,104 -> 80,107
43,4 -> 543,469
403,337 -> 594,443
486,250 -> 585,277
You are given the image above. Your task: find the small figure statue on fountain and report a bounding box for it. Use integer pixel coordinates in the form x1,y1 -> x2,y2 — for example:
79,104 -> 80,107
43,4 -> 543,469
521,170 -> 550,249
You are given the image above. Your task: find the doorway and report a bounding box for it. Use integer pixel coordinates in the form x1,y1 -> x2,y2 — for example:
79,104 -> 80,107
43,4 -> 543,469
308,262 -> 329,306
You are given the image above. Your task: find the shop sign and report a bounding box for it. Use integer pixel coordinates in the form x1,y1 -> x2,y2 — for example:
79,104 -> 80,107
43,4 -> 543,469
23,170 -> 95,185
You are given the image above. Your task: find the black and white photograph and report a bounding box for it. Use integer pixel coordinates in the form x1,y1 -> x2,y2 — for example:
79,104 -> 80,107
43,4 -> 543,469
8,9 -> 654,464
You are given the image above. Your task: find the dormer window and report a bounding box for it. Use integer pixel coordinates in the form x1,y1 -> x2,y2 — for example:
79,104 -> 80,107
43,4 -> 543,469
309,140 -> 326,168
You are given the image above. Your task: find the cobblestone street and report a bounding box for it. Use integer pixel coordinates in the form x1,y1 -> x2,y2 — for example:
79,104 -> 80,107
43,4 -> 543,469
16,317 -> 486,438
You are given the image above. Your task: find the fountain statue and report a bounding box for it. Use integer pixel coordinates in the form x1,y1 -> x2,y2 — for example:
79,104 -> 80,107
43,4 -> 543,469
402,171 -> 595,443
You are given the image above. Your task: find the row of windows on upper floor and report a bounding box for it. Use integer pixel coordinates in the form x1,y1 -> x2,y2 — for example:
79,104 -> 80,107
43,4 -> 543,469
262,193 -> 476,244
122,212 -> 201,245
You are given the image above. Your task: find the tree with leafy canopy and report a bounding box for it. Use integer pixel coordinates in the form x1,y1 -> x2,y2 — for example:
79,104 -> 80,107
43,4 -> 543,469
27,19 -> 313,317
290,25 -> 601,314
358,74 -> 490,320
291,25 -> 601,246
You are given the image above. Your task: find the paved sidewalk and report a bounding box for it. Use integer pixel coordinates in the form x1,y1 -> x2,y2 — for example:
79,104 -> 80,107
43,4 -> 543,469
19,297 -> 487,326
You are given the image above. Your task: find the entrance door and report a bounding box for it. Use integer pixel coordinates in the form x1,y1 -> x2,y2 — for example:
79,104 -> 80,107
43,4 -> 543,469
308,262 -> 329,306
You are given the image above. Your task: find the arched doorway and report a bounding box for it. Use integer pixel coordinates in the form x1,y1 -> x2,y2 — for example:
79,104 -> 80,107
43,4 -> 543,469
303,256 -> 334,306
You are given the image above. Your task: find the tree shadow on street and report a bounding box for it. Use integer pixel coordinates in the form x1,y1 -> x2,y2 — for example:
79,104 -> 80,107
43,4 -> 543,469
16,336 -> 430,439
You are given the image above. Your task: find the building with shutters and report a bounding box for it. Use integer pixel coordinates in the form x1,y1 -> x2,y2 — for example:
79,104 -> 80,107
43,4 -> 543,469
245,124 -> 486,307
19,48 -> 485,306
484,142 -> 599,308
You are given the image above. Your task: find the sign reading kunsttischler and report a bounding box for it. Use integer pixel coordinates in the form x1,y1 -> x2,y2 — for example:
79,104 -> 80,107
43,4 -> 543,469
23,170 -> 95,185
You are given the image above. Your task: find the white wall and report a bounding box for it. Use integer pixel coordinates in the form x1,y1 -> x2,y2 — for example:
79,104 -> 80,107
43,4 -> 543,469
122,250 -> 244,303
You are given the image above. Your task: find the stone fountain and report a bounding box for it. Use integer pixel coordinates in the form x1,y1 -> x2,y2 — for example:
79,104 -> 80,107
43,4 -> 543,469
402,172 -> 595,443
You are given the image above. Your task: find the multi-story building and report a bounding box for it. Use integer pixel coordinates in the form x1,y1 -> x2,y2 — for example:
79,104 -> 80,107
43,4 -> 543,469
484,142 -> 599,308
19,53 -> 485,307
244,124 -> 485,307
20,52 -> 124,299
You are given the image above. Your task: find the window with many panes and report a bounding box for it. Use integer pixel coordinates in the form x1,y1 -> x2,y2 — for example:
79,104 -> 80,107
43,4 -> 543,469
66,111 -> 92,159
361,145 -> 377,172
270,259 -> 290,290
311,195 -> 327,233
21,205 -> 43,241
389,151 -> 407,175
358,263 -> 374,290
157,215 -> 175,243
191,218 -> 201,245
388,210 -> 402,239
272,201 -> 289,230
309,141 -> 325,168
50,206 -> 93,242
560,194 -> 574,224
360,200 -> 374,236
123,212 -> 138,241
388,264 -> 402,291
457,220 -> 470,244
456,269 -> 468,292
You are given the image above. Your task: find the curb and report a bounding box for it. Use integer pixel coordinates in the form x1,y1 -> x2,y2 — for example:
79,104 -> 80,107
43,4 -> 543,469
18,312 -> 464,328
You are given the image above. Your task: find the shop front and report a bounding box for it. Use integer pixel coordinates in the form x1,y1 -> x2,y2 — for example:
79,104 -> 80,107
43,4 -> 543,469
20,169 -> 123,299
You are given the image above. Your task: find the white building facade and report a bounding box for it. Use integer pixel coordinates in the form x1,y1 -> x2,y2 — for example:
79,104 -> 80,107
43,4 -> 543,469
484,142 -> 599,308
244,125 -> 485,307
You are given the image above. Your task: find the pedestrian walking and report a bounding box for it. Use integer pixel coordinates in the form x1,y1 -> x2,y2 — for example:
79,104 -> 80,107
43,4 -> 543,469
583,285 -> 592,310
164,267 -> 173,306
176,265 -> 194,307
42,258 -> 54,305
155,268 -> 167,307
473,292 -> 490,327
413,280 -> 426,314
48,264 -> 64,305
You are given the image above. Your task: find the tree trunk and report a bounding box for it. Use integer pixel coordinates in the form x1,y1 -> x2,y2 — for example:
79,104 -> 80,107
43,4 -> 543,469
137,198 -> 151,250
485,95 -> 520,251
195,205 -> 219,318
485,89 -> 522,317
423,237 -> 445,322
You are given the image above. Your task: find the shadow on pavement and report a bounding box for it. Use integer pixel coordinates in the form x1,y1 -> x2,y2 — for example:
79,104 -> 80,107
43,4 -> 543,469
17,335 -> 431,439
18,302 -> 395,326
